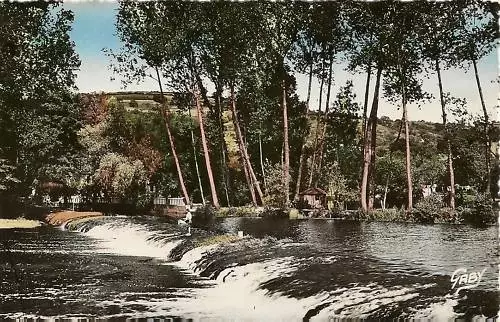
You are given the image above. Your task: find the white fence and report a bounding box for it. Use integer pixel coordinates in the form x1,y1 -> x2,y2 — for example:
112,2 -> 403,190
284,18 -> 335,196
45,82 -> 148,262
153,197 -> 185,206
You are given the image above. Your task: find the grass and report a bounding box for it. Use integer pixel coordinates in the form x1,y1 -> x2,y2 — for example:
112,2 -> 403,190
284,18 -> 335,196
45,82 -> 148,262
215,206 -> 264,218
194,234 -> 242,247
0,218 -> 42,229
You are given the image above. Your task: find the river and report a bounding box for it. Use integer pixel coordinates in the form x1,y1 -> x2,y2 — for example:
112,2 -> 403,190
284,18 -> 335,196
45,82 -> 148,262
0,216 -> 498,320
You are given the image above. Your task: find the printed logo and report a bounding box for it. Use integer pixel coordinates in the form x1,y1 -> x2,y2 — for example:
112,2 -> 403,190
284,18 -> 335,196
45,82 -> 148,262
451,267 -> 486,294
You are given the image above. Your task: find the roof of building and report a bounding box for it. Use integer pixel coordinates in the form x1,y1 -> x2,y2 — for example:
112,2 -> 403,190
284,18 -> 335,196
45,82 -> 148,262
298,187 -> 327,196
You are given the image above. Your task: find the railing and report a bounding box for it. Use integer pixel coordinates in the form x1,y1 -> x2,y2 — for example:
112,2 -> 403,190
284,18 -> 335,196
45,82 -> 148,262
154,197 -> 167,205
153,197 -> 185,206
41,195 -> 186,209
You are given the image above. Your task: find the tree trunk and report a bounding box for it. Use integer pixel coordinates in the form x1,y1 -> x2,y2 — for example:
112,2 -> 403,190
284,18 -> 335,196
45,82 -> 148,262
367,67 -> 383,210
315,56 -> 334,186
282,78 -> 290,208
230,85 -> 264,205
472,58 -> 491,195
362,65 -> 372,138
188,108 -> 205,205
308,61 -> 325,188
402,83 -> 413,210
243,148 -> 257,206
259,129 -> 267,194
360,65 -> 382,212
154,67 -> 190,205
216,86 -> 231,207
436,59 -> 455,210
384,116 -> 404,211
382,178 -> 388,210
294,63 -> 313,200
194,90 -> 220,209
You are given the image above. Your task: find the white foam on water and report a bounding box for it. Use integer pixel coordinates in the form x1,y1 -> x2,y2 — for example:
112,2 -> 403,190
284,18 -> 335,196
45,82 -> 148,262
174,243 -> 222,273
91,255 -> 431,321
79,222 -> 181,260
410,297 -> 459,321
311,285 -> 422,320
162,243 -> 429,320
0,313 -> 94,322
4,249 -> 90,254
97,257 -> 331,321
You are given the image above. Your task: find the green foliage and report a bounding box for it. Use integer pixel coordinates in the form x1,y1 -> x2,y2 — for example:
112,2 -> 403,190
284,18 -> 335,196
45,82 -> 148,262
94,153 -> 147,202
0,2 -> 80,195
320,165 -> 357,211
106,100 -> 131,153
262,161 -> 291,208
129,99 -> 138,108
194,204 -> 216,220
457,192 -> 496,226
103,1 -> 496,214
363,208 -> 407,222
215,206 -> 262,218
195,234 -> 241,247
412,194 -> 447,223
0,159 -> 19,192
322,81 -> 362,189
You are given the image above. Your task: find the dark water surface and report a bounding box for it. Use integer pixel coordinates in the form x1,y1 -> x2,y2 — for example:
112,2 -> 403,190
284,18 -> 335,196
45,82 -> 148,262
0,216 -> 498,320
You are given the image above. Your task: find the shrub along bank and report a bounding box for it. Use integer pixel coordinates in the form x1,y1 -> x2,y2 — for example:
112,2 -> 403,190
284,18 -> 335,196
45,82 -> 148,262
194,192 -> 497,226
345,193 -> 496,226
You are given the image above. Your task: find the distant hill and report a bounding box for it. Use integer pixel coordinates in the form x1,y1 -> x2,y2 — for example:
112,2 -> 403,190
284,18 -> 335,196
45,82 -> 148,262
79,91 -> 488,157
80,91 -> 212,115
376,117 -> 445,156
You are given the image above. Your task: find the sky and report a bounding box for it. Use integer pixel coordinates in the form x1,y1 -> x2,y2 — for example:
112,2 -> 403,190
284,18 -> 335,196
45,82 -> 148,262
64,2 -> 499,123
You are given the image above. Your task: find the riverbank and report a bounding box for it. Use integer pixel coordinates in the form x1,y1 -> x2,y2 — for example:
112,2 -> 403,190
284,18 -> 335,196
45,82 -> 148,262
195,205 -> 497,226
15,202 -> 495,228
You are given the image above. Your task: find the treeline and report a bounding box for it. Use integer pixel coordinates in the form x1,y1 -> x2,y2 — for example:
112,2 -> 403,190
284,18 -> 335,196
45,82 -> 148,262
75,93 -> 496,213
0,2 -> 498,218
106,1 -> 498,212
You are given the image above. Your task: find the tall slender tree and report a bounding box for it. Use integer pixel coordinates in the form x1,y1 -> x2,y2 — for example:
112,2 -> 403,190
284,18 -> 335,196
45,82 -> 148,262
347,1 -> 410,211
111,2 -> 226,207
418,2 -> 464,209
314,56 -> 334,186
187,107 -> 205,205
307,58 -> 326,188
291,10 -> 319,200
382,2 -> 431,210
258,2 -> 306,207
154,68 -> 191,205
454,0 -> 498,194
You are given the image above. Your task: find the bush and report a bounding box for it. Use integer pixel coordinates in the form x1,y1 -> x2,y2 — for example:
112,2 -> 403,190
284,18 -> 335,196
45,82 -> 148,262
366,208 -> 407,222
261,206 -> 288,218
455,186 -> 478,207
213,206 -> 263,218
412,194 -> 445,223
435,207 -> 456,224
263,161 -> 290,208
195,234 -> 241,247
129,99 -> 138,108
457,192 -> 496,226
194,204 -> 216,220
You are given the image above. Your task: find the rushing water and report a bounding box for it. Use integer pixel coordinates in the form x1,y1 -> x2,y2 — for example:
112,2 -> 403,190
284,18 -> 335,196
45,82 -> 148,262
0,215 -> 498,320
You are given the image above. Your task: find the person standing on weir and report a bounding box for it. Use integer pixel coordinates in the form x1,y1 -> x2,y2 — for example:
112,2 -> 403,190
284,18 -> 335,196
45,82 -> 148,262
185,205 -> 192,236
